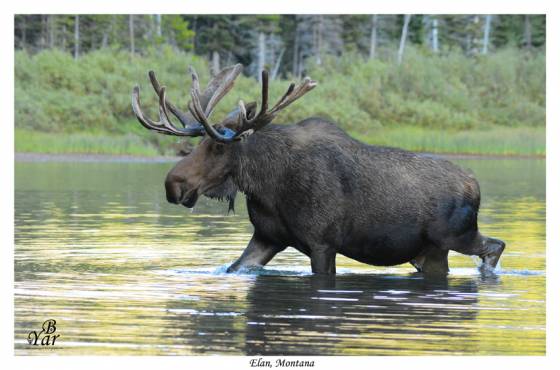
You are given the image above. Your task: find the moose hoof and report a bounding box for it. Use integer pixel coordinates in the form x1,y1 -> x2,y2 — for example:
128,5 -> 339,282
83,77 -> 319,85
410,257 -> 425,272
481,238 -> 506,269
226,264 -> 238,273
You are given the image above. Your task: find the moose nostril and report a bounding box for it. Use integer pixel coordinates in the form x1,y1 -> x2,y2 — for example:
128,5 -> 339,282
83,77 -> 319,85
165,183 -> 182,204
164,175 -> 186,204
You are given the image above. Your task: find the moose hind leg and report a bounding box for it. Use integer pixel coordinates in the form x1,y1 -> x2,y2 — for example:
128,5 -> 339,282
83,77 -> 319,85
411,246 -> 449,276
310,246 -> 337,275
447,232 -> 506,269
478,236 -> 506,268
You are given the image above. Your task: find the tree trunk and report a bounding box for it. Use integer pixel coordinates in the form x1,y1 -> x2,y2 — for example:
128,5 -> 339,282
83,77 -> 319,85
21,16 -> 27,49
431,18 -> 439,52
298,49 -> 304,79
101,31 -> 108,48
524,15 -> 532,49
192,16 -> 198,53
155,14 -> 162,38
482,15 -> 492,54
369,15 -> 378,59
471,15 -> 480,54
257,32 -> 266,81
101,17 -> 109,48
39,15 -> 47,50
48,15 -> 56,48
211,50 -> 220,76
292,22 -> 300,77
61,24 -> 67,51
271,48 -> 285,80
74,15 -> 80,60
314,15 -> 323,65
108,16 -> 116,47
397,14 -> 411,65
225,51 -> 233,67
129,15 -> 135,55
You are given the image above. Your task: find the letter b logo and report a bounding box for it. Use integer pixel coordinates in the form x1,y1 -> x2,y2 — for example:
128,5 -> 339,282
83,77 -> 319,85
42,319 -> 57,335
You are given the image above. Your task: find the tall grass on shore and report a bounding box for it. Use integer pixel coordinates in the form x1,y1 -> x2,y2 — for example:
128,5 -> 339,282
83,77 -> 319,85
15,46 -> 545,156
15,129 -> 165,156
16,126 -> 545,157
351,126 -> 545,156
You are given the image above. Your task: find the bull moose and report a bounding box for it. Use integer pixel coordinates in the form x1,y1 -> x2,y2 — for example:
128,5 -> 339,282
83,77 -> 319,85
131,63 -> 505,275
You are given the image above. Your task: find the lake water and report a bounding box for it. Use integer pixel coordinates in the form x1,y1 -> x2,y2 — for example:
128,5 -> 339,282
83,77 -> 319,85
14,156 -> 545,355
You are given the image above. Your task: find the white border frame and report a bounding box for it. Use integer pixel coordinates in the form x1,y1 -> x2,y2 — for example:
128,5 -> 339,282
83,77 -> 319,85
2,1 -> 557,369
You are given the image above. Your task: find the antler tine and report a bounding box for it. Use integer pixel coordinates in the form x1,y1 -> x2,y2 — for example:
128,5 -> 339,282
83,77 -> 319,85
269,82 -> 295,114
183,64 -> 244,143
187,67 -> 204,124
238,100 -> 248,122
235,70 -> 271,134
189,66 -> 201,94
131,83 -> 205,137
148,70 -> 201,129
190,85 -> 237,143
235,74 -> 317,136
187,67 -> 218,128
158,87 -> 191,135
132,86 -> 164,132
198,64 -> 243,118
268,77 -> 317,115
255,70 -> 269,118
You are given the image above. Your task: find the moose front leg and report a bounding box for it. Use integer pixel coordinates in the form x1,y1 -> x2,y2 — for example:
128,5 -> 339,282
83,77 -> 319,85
227,234 -> 285,273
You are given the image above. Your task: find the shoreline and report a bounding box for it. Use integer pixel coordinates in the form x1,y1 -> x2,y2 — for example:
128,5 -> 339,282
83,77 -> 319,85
15,152 -> 178,163
14,151 -> 545,163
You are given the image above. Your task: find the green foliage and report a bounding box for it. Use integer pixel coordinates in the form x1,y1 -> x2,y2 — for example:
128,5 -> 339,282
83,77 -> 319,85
15,46 -> 545,156
493,15 -> 545,49
190,15 -> 237,56
303,46 -> 545,130
15,47 -> 206,133
251,15 -> 281,33
165,15 -> 194,50
15,129 -> 166,156
350,126 -> 545,156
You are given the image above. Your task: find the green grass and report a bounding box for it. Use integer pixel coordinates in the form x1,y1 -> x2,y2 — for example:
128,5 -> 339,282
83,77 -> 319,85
351,126 -> 545,156
14,47 -> 544,158
15,129 -> 166,156
15,47 -> 544,133
15,125 -> 545,157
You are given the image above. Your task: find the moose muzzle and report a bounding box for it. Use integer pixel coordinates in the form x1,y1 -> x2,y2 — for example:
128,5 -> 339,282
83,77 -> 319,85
164,174 -> 184,204
164,173 -> 200,208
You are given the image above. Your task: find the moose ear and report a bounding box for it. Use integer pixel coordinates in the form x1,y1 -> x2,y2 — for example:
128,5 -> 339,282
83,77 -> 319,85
243,102 -> 258,120
222,101 -> 258,131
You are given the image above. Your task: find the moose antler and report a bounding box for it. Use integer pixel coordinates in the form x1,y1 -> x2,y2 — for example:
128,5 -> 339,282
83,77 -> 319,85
132,63 -> 317,143
131,64 -> 243,136
236,70 -> 317,136
189,69 -> 318,142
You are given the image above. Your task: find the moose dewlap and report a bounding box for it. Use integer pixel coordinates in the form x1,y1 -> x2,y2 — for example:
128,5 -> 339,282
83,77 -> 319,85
131,63 -> 505,275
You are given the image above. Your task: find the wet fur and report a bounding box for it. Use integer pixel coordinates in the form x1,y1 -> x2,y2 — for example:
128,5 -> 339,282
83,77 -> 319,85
203,177 -> 237,213
217,118 -> 488,268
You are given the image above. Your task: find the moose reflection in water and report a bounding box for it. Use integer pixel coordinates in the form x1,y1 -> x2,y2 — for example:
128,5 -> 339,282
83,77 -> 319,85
164,273 -> 487,356
132,63 -> 505,276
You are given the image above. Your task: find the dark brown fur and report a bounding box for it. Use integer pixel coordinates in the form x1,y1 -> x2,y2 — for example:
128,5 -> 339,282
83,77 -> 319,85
165,117 -> 505,275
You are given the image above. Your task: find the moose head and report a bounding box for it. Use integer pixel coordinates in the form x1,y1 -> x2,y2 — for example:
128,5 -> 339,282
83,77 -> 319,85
131,64 -> 317,210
